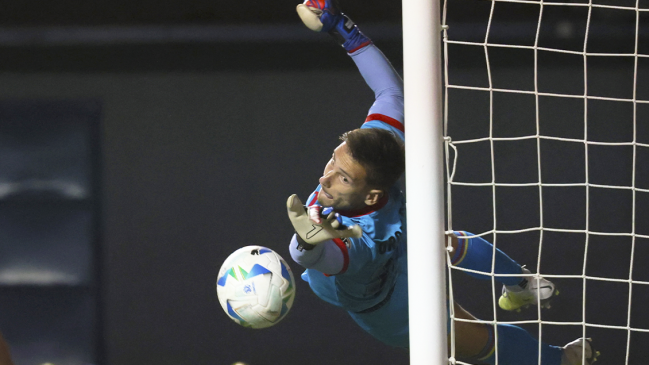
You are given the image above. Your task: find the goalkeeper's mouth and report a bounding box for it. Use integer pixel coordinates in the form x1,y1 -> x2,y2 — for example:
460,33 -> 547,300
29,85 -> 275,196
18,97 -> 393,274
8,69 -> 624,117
321,188 -> 334,200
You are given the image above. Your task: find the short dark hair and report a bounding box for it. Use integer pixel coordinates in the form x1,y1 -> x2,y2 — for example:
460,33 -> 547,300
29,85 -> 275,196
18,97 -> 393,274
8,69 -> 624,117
340,128 -> 405,191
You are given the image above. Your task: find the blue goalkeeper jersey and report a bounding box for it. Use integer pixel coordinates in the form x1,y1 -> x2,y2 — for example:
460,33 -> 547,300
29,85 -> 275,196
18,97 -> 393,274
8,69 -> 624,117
301,116 -> 406,313
297,43 -> 407,315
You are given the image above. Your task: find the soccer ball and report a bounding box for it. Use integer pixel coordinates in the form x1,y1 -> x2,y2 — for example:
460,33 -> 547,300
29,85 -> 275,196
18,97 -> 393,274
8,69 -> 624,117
216,246 -> 296,329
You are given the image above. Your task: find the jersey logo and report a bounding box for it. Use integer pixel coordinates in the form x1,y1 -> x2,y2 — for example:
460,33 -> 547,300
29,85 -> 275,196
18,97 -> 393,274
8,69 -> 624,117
306,224 -> 323,239
376,230 -> 402,254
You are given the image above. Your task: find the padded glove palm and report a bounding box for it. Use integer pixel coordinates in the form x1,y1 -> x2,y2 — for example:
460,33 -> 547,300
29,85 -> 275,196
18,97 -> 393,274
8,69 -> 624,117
286,194 -> 362,245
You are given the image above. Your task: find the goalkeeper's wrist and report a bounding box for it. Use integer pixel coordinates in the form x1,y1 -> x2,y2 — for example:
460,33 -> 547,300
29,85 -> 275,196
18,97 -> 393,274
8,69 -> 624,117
328,14 -> 371,53
295,233 -> 318,251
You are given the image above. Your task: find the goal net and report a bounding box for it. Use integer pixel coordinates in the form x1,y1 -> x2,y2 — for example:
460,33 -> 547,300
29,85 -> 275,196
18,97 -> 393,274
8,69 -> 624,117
442,0 -> 649,364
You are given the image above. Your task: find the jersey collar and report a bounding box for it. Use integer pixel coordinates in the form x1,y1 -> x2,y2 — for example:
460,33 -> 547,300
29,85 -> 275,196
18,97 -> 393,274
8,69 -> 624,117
336,193 -> 390,218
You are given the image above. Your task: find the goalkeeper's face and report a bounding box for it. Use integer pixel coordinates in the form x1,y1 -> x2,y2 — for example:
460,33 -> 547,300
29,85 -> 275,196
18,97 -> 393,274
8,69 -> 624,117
317,142 -> 383,211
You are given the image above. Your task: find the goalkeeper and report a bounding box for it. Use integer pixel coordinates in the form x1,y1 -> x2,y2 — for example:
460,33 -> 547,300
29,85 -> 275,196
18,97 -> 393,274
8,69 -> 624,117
286,1 -> 596,364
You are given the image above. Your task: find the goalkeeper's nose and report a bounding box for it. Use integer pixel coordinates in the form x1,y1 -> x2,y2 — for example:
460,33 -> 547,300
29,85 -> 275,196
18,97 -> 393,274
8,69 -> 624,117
319,170 -> 334,187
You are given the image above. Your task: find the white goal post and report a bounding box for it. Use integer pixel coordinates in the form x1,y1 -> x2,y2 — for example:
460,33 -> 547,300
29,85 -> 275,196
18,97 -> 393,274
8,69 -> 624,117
403,0 -> 448,364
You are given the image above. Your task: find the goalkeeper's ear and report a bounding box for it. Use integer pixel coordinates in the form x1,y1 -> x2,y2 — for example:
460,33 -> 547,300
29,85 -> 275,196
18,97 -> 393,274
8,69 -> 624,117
364,189 -> 384,207
296,4 -> 324,32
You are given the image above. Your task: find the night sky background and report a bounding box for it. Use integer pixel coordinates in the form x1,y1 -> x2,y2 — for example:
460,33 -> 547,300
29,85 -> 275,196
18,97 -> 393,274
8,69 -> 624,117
0,0 -> 647,364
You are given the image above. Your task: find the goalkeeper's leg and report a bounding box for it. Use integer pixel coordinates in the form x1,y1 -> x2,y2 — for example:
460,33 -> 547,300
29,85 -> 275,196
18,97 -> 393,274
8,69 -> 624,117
453,303 -> 564,365
448,231 -> 557,311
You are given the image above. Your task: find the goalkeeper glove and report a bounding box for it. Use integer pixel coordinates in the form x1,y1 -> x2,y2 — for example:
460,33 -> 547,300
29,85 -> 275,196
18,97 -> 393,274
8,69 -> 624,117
286,194 -> 362,248
296,0 -> 371,53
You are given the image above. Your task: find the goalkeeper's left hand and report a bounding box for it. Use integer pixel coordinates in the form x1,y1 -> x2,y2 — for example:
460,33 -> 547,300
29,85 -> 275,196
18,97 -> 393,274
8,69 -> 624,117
296,0 -> 371,53
286,194 -> 362,245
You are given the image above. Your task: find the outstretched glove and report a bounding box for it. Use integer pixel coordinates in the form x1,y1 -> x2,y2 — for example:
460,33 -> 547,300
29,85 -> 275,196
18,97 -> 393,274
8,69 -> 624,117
286,194 -> 362,247
296,0 -> 371,53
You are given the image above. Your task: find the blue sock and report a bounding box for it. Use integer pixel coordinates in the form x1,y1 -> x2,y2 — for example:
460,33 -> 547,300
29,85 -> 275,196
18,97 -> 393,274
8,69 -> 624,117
451,231 -> 524,286
478,324 -> 563,365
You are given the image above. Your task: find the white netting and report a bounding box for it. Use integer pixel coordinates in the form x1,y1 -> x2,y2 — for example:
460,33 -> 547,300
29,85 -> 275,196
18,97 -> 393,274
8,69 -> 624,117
442,1 -> 649,364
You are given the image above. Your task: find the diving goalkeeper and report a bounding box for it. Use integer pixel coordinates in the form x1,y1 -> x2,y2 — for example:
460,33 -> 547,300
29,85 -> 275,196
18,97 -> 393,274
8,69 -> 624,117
285,1 -> 597,364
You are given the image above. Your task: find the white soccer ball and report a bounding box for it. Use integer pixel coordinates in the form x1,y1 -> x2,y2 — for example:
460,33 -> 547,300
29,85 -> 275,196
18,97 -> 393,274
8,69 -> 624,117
216,246 -> 296,329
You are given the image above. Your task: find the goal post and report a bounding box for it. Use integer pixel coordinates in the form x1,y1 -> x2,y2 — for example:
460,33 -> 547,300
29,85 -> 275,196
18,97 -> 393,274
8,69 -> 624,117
403,0 -> 448,364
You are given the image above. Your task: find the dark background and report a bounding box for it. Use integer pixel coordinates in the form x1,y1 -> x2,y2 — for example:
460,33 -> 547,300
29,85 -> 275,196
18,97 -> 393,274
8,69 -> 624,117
0,0 -> 647,364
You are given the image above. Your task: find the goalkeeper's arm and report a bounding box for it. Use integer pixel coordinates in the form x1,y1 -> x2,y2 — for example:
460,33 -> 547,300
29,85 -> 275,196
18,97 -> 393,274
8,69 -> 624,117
352,44 -> 404,135
296,0 -> 404,134
289,235 -> 346,275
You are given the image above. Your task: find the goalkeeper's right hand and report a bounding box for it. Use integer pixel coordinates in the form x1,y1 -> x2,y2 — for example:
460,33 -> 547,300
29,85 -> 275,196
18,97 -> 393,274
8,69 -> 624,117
286,194 -> 362,246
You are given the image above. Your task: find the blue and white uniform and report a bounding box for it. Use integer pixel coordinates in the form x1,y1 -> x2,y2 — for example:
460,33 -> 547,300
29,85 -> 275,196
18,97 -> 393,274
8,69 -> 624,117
290,43 -> 410,348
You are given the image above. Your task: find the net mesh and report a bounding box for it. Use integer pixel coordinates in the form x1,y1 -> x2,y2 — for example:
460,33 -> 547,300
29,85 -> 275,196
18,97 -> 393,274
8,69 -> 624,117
442,1 -> 649,363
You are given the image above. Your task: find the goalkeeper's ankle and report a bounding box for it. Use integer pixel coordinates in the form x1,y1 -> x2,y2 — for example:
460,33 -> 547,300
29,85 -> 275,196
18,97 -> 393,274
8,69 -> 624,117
504,277 -> 528,293
503,267 -> 531,292
504,282 -> 526,293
